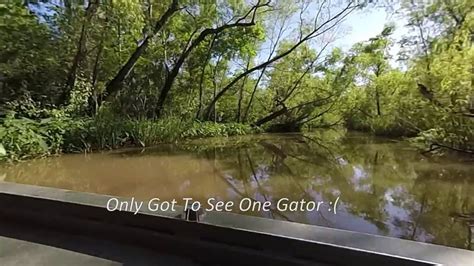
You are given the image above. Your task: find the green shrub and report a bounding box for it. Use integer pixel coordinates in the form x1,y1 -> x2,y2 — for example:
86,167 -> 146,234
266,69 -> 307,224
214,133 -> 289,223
0,105 -> 257,160
0,112 -> 74,161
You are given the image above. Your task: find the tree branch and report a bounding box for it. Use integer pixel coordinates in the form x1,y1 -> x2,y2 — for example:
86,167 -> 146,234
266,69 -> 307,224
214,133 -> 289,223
203,2 -> 358,120
103,0 -> 180,101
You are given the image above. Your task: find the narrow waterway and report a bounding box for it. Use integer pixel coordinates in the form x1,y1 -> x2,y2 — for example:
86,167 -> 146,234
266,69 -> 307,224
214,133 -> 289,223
1,130 -> 473,250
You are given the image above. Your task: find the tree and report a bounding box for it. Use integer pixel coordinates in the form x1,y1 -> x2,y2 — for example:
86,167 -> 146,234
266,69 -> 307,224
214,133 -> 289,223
202,1 -> 359,120
103,0 -> 180,101
61,0 -> 100,105
154,0 -> 271,118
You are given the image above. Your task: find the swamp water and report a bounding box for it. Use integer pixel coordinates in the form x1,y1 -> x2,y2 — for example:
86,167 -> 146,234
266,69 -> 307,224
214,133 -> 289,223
1,130 -> 473,250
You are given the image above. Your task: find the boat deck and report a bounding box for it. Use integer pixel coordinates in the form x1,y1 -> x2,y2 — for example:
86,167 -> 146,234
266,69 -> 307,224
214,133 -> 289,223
0,182 -> 473,266
0,220 -> 197,266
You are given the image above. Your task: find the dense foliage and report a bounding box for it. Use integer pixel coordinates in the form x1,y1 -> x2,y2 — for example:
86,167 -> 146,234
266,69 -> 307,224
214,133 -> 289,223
341,0 -> 473,152
0,0 -> 472,160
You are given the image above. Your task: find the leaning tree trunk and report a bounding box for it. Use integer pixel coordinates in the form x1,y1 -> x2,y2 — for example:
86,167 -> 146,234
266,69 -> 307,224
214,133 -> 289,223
242,17 -> 287,122
196,35 -> 217,119
236,58 -> 251,122
202,3 -> 356,120
154,19 -> 257,118
253,106 -> 288,127
88,36 -> 104,116
103,0 -> 179,101
60,0 -> 99,105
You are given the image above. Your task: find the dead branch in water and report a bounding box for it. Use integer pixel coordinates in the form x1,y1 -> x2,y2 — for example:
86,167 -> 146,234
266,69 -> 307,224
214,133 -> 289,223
421,143 -> 474,155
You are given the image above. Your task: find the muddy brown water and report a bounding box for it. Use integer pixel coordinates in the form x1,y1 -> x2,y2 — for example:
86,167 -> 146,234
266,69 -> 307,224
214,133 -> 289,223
1,130 -> 473,250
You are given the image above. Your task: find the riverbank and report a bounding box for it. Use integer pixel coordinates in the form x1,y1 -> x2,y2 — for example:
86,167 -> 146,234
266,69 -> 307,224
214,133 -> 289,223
0,113 -> 258,162
2,110 -> 472,163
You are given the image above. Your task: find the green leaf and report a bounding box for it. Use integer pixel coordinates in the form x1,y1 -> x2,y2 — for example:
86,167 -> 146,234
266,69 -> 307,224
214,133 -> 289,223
0,143 -> 6,157
38,139 -> 49,152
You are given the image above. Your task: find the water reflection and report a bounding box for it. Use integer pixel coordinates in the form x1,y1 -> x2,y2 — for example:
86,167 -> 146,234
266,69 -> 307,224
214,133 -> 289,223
0,130 -> 473,250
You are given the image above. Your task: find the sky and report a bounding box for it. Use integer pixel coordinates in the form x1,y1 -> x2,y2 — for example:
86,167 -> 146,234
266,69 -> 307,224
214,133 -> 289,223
251,3 -> 411,70
336,9 -> 396,49
332,6 -> 409,66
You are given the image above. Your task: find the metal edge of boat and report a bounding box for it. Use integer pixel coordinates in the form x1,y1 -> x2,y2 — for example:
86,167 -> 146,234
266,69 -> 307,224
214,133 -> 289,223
0,182 -> 472,266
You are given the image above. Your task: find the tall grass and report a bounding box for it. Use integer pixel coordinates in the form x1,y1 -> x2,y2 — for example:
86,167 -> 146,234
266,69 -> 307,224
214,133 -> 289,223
1,111 -> 257,161
181,122 -> 255,138
67,118 -> 257,152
